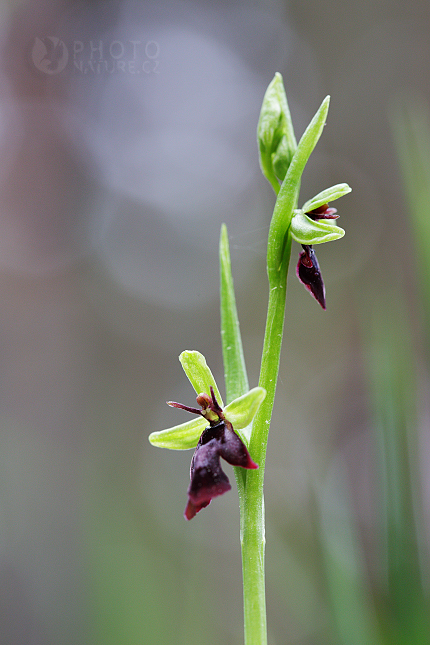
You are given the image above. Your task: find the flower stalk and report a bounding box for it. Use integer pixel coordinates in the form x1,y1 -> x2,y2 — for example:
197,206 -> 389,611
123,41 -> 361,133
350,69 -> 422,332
149,73 -> 351,645
220,223 -> 290,643
237,227 -> 291,645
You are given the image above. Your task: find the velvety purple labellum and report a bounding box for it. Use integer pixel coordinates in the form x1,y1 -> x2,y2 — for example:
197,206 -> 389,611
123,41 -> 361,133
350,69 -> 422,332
296,245 -> 326,310
185,420 -> 258,520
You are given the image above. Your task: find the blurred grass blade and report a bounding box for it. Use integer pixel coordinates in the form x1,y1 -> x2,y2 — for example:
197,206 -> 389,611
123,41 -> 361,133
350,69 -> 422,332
368,297 -> 430,639
219,224 -> 249,404
318,460 -> 380,645
392,99 -> 430,332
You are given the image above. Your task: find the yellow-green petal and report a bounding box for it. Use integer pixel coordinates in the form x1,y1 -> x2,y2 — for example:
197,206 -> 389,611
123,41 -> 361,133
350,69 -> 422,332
148,417 -> 206,450
179,350 -> 224,406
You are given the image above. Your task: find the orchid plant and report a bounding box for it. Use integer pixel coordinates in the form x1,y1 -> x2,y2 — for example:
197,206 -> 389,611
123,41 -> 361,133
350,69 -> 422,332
149,73 -> 351,644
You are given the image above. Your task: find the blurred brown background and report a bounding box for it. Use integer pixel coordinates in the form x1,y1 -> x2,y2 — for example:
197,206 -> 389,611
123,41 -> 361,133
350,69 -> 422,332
0,1 -> 429,643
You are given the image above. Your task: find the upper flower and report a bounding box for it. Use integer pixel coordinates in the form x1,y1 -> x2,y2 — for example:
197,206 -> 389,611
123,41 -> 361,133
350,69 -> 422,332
257,73 -> 350,306
149,351 -> 266,519
295,202 -> 341,309
290,186 -> 350,308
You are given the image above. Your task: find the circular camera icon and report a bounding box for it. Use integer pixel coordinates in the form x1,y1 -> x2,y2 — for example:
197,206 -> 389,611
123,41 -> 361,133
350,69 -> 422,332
31,36 -> 68,74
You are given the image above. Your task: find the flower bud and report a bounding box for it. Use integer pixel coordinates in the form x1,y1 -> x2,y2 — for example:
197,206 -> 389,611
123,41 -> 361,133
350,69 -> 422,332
257,73 -> 297,185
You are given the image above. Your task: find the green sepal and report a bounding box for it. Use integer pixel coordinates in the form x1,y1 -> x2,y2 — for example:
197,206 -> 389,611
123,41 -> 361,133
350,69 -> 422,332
179,350 -> 224,407
302,183 -> 352,213
148,416 -> 206,450
290,210 -> 345,245
224,387 -> 266,430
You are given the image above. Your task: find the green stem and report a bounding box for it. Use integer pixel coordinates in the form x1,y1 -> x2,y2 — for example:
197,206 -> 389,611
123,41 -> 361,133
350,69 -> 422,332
241,234 -> 291,645
222,91 -> 331,644
235,141 -> 298,643
220,220 -> 291,644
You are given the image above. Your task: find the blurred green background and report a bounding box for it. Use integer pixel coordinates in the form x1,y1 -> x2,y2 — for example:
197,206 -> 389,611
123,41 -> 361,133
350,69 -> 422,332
1,1 -> 430,643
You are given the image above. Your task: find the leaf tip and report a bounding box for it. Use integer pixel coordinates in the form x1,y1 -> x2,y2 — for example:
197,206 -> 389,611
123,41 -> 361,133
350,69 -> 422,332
220,222 -> 229,248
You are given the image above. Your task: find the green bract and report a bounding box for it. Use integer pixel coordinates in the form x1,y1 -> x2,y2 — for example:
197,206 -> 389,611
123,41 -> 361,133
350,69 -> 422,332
302,183 -> 352,213
257,72 -> 297,189
148,351 -> 266,451
290,210 -> 345,245
272,134 -> 291,181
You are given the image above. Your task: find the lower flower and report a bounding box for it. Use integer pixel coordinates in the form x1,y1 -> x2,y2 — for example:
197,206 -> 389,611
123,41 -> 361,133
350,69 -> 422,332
148,351 -> 266,520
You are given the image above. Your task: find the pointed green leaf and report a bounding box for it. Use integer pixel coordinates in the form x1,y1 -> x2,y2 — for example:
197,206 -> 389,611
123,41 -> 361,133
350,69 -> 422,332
179,351 -> 224,407
302,183 -> 352,213
267,96 -> 330,277
148,416 -> 206,450
224,387 -> 266,430
220,224 -> 249,404
290,210 -> 345,245
220,224 -> 251,492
